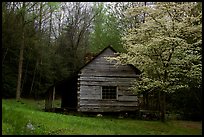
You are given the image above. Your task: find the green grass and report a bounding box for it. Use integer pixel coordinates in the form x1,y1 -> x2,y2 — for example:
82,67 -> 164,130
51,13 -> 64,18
2,99 -> 202,135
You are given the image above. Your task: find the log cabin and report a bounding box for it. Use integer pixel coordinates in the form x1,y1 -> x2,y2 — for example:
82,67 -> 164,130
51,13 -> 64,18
45,46 -> 141,113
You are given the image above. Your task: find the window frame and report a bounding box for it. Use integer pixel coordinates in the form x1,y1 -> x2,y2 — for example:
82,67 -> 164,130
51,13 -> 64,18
101,86 -> 118,100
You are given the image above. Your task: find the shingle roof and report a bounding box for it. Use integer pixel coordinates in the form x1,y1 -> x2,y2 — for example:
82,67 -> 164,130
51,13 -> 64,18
78,45 -> 141,75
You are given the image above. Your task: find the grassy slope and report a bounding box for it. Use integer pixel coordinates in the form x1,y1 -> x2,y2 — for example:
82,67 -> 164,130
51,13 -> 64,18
2,99 -> 202,135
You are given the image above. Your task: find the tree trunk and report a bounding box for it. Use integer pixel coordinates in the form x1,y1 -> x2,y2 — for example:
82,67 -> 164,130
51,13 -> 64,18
143,2 -> 146,23
29,60 -> 38,96
160,91 -> 166,122
146,92 -> 149,110
160,70 -> 168,122
2,48 -> 8,66
16,2 -> 26,101
39,2 -> 43,31
16,31 -> 24,101
21,59 -> 29,96
158,90 -> 162,120
48,5 -> 53,47
52,86 -> 55,108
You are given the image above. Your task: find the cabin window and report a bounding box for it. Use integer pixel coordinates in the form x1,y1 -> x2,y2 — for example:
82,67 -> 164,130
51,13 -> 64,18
102,86 -> 117,99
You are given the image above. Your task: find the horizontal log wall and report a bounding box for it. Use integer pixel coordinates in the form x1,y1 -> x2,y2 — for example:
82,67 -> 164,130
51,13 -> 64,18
77,48 -> 139,112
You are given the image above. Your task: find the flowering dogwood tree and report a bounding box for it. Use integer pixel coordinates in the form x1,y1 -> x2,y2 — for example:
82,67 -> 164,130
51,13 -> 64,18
108,2 -> 202,121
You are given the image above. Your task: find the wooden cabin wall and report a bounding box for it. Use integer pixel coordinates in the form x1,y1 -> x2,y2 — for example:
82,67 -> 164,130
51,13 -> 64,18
77,48 -> 139,112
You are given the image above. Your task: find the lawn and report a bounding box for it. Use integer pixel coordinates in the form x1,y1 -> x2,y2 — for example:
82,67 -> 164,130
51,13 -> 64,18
2,99 -> 202,135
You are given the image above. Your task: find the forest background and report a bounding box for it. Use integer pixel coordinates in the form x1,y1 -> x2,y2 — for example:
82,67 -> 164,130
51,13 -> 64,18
2,2 -> 202,121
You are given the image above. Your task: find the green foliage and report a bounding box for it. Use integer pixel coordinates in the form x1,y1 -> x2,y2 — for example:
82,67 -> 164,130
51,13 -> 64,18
107,2 -> 202,121
110,2 -> 202,94
54,2 -> 94,77
2,2 -> 63,98
2,4 -> 24,98
47,2 -> 60,11
89,3 -> 124,53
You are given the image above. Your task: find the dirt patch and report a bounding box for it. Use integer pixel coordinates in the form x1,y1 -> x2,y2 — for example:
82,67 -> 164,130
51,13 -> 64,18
175,121 -> 202,129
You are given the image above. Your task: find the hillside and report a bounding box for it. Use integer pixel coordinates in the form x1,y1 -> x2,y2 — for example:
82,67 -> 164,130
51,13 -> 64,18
2,99 -> 202,135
